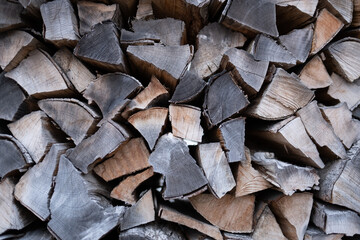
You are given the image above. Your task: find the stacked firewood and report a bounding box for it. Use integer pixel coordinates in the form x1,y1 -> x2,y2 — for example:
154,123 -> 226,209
1,0 -> 360,239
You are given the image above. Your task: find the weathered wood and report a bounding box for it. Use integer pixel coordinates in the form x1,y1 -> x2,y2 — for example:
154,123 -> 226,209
269,193 -> 313,240
135,0 -> 154,20
247,68 -> 314,120
299,55 -> 333,89
311,9 -> 343,55
196,142 -> 236,198
8,111 -> 64,163
204,72 -> 249,127
110,167 -> 154,205
0,0 -> 24,32
77,1 -> 122,36
14,225 -> 54,240
128,107 -> 168,150
148,133 -> 207,200
48,155 -> 126,240
158,205 -> 223,240
251,151 -> 320,195
5,49 -> 73,99
353,0 -> 360,27
14,143 -> 69,221
190,193 -> 255,233
170,71 -> 206,104
74,22 -> 128,72
297,101 -> 347,159
318,0 -> 353,24
304,226 -> 344,240
18,0 -> 46,18
127,44 -> 193,89
311,201 -> 360,236
38,98 -> 100,145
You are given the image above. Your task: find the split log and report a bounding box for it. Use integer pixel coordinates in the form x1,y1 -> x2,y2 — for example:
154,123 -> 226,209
318,0 -> 353,25
297,101 -> 347,159
158,205 -> 223,240
148,133 -> 208,200
74,22 -> 128,73
304,226 -> 344,240
196,142 -> 236,198
14,225 -> 54,240
247,68 -> 314,120
66,120 -> 131,173
135,0 -> 154,20
0,134 -> 32,179
48,155 -> 126,240
40,0 -> 80,47
0,0 -> 24,32
77,1 -> 122,36
52,47 -> 96,94
94,138 -> 150,182
220,0 -> 278,38
190,22 -> 247,79
110,167 -> 154,205
299,55 -> 333,89
221,48 -> 269,97
170,71 -> 206,104
120,190 -> 155,231
251,151 -> 320,195
8,111 -> 65,163
269,192 -> 313,240
38,98 -> 100,145
189,193 -> 255,233
0,30 -> 41,72
169,104 -> 203,144
127,44 -> 193,89
203,72 -> 249,127
14,143 -> 69,221
5,49 -> 74,99
311,201 -> 360,236
128,107 -> 168,150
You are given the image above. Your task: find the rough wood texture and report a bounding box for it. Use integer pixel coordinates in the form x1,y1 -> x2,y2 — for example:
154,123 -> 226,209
135,0 -> 154,20
299,55 -> 333,89
0,0 -> 24,32
190,193 -> 255,233
5,49 -> 73,99
40,0 -> 79,47
353,0 -> 360,26
13,225 -> 54,240
148,133 -> 207,200
38,98 -> 100,145
304,226 -> 344,240
319,0 -> 353,24
8,111 -> 64,163
74,22 -> 128,72
94,138 -> 150,182
247,68 -> 314,120
18,0 -> 46,18
196,142 -> 236,198
128,107 -> 168,150
127,44 -> 193,89
170,71 -> 206,104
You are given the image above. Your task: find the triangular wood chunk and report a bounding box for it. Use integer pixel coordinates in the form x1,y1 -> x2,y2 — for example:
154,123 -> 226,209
0,0 -> 24,32
170,71 -> 206,104
319,0 -> 353,24
299,55 -> 333,89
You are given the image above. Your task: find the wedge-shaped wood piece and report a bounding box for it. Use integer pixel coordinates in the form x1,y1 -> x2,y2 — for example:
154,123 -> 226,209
169,104 -> 203,143
48,156 -> 126,240
159,205 -> 223,240
127,44 -> 193,89
320,103 -> 360,149
304,226 -> 344,240
0,178 -> 35,235
148,133 -> 207,200
135,0 -> 154,20
14,143 -> 69,221
8,111 -> 64,163
311,9 -> 343,55
78,1 -> 122,36
121,190 -> 155,231
128,107 -> 168,150
53,47 -> 96,93
39,98 -> 100,145
299,55 -> 332,89
0,30 -> 41,71
297,101 -> 347,159
190,23 -> 247,79
170,71 -> 206,104
311,201 -> 360,236
0,134 -> 32,179
110,168 -> 154,205
196,142 -> 235,198
94,138 -> 150,182
204,72 -> 249,127
270,193 -> 313,240
0,0 -> 24,32
74,22 -> 128,72
247,68 -> 314,120
5,49 -> 73,99
319,0 -> 353,24
221,0 -> 278,37
121,18 -> 185,46
252,152 -> 320,195
190,193 -> 255,233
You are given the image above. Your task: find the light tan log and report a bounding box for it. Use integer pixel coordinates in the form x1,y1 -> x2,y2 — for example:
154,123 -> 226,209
318,0 -> 353,24
299,55 -> 332,89
135,0 -> 154,20
0,0 -> 24,32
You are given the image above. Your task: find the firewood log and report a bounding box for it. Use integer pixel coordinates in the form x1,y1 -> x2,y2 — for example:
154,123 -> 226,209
304,226 -> 344,240
318,0 -> 353,25
0,0 -> 24,32
14,225 -> 54,240
135,0 -> 154,20
170,71 -> 206,104
299,54 -> 333,89
18,0 -> 46,19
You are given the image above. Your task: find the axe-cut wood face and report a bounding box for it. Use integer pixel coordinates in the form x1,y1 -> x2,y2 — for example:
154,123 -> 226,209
135,0 -> 154,20
170,71 -> 206,104
318,0 -> 353,24
299,55 -> 332,89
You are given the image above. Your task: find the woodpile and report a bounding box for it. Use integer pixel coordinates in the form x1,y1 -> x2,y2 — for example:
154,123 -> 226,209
1,0 -> 360,239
